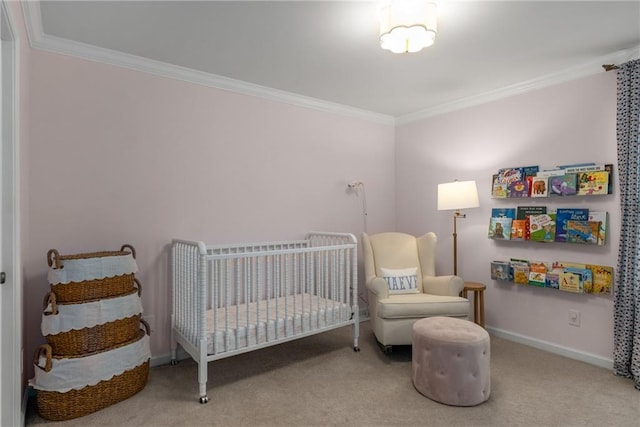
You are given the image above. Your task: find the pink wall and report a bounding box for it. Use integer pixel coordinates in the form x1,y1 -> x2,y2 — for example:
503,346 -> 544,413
395,72 -> 619,360
24,48 -> 395,374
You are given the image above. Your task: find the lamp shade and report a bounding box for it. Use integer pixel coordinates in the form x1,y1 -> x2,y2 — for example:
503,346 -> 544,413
379,0 -> 438,53
437,180 -> 480,211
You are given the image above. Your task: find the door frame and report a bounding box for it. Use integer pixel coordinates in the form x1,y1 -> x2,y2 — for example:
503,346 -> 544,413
0,1 -> 21,425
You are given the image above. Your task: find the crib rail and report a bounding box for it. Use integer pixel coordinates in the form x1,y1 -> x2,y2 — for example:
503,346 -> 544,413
172,232 -> 358,357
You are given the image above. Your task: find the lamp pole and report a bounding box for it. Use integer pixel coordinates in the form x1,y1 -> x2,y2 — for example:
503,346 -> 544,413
452,210 -> 466,276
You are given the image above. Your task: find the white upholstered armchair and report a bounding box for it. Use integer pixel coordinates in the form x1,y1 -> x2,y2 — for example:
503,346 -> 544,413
362,232 -> 469,351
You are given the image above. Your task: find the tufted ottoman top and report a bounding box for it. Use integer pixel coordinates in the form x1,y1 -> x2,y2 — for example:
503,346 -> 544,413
413,316 -> 489,343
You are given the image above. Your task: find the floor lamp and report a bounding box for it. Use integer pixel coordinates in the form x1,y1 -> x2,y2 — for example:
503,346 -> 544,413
437,180 -> 480,276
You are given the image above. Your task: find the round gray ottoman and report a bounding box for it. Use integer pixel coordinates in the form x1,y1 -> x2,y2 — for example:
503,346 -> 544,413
412,316 -> 490,406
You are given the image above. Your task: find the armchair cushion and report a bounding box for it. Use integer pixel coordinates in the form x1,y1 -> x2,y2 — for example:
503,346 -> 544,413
380,267 -> 420,294
378,293 -> 469,319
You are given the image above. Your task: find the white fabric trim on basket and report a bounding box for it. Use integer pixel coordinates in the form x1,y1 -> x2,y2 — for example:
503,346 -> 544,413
29,334 -> 150,392
48,254 -> 138,285
41,292 -> 143,336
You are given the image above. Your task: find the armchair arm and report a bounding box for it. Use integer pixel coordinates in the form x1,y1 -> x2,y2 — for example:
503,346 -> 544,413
366,277 -> 389,299
422,275 -> 464,296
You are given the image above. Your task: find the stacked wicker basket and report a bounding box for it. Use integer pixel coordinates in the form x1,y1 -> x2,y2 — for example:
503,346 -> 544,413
29,245 -> 151,421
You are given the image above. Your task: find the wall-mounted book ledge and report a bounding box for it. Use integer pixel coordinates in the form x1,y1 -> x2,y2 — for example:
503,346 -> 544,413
488,206 -> 607,244
490,259 -> 613,295
491,163 -> 613,199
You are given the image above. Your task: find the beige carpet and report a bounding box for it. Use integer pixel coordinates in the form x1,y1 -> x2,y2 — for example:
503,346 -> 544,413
26,321 -> 639,426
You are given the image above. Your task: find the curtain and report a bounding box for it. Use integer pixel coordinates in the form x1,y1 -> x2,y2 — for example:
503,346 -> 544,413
614,59 -> 640,390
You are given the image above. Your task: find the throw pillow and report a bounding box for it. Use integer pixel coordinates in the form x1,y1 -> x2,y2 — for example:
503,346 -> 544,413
380,267 -> 419,294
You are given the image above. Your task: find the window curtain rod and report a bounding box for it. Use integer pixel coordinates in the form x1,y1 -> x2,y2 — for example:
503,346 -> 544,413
603,64 -> 620,71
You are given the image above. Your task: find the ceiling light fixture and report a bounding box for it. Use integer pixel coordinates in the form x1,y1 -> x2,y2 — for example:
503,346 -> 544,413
379,0 -> 438,54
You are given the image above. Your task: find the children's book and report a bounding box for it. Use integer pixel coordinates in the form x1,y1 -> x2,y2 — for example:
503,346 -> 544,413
549,174 -> 578,196
491,208 -> 516,219
555,208 -> 589,242
545,273 -> 560,289
530,176 -> 549,197
491,174 -> 508,198
559,270 -> 583,293
577,171 -> 609,195
529,213 -> 556,242
585,264 -> 614,294
566,220 -> 600,244
508,180 -> 530,198
554,261 -> 586,270
496,167 -> 524,186
513,264 -> 530,285
560,163 -> 603,173
510,219 -> 527,241
528,261 -> 547,287
604,164 -> 614,194
588,211 -> 608,245
564,267 -> 593,293
488,217 -> 512,239
522,165 -> 540,178
490,261 -> 511,281
516,206 -> 547,220
536,169 -> 565,178
510,259 -> 529,283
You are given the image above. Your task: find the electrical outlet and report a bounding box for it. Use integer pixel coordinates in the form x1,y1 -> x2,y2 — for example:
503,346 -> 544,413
569,309 -> 581,327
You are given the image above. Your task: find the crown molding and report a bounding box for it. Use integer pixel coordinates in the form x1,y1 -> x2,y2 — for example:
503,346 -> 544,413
21,1 -> 395,126
21,2 -> 640,127
397,45 -> 640,125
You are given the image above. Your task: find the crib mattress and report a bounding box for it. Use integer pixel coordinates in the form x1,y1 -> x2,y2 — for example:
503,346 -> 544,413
206,294 -> 351,355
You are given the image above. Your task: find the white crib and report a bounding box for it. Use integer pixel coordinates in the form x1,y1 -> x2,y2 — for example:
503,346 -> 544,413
171,231 -> 360,403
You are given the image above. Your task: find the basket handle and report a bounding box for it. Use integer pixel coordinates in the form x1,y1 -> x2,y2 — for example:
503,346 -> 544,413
121,244 -> 136,259
140,318 -> 151,336
33,344 -> 52,372
42,292 -> 58,315
46,249 -> 61,269
133,278 -> 142,297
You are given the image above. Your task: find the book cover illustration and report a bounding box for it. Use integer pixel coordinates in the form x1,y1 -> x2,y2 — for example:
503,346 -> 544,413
577,171 -> 609,196
488,217 -> 512,239
491,174 -> 508,198
491,208 -> 516,219
522,165 -> 540,178
566,220 -> 600,244
529,213 -> 556,242
497,167 -> 524,186
564,267 -> 593,293
508,180 -> 530,198
586,264 -> 614,294
531,176 -> 548,197
491,261 -> 510,281
559,271 -> 583,293
588,211 -> 608,245
555,208 -> 589,242
513,264 -> 530,285
545,273 -> 560,289
550,173 -> 578,196
510,219 -> 527,240
528,261 -> 547,287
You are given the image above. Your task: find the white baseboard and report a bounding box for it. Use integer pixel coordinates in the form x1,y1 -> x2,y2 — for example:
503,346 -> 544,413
487,326 -> 613,370
151,323 -> 612,371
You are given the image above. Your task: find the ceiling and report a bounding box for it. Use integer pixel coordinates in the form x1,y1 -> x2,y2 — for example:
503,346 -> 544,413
26,1 -> 640,121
